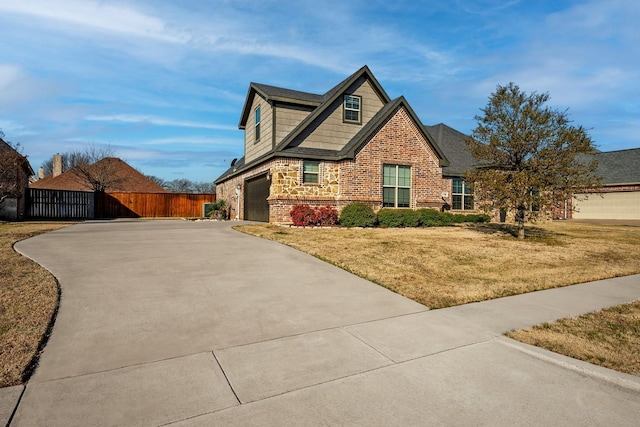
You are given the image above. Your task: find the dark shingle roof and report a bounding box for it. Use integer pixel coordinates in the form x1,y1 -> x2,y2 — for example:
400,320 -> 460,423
593,148 -> 640,185
425,123 -> 475,177
251,83 -> 323,105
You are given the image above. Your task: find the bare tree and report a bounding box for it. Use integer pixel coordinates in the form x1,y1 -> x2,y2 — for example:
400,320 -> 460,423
70,144 -> 121,192
192,181 -> 216,194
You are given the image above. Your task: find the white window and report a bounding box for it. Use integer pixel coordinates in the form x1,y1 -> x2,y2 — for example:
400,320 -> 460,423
383,164 -> 411,208
303,161 -> 320,184
344,95 -> 361,123
452,178 -> 474,210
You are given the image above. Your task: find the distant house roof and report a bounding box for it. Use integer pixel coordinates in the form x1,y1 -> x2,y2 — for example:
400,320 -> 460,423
593,148 -> 640,185
30,157 -> 168,193
425,123 -> 475,177
217,67 -> 448,184
0,138 -> 34,176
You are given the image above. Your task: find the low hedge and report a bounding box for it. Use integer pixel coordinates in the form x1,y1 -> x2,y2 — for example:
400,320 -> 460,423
377,209 -> 421,227
376,208 -> 490,228
339,203 -> 377,227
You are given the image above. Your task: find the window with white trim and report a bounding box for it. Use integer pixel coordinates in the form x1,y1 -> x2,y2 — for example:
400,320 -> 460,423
303,160 -> 320,184
254,106 -> 261,142
452,178 -> 474,210
343,95 -> 361,123
383,164 -> 411,208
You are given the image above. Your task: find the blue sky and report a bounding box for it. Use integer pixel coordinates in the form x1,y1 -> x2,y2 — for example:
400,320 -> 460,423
1,0 -> 638,183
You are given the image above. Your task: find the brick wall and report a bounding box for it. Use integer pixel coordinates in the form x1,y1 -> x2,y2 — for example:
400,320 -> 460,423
217,105 -> 446,223
341,106 -> 444,209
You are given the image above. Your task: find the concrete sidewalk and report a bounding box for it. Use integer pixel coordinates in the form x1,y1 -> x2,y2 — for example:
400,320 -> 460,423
4,220 -> 640,426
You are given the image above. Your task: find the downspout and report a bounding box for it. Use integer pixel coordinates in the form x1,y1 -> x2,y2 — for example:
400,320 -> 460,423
235,184 -> 241,220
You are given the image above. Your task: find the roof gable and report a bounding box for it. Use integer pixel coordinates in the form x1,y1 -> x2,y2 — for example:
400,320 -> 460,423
239,83 -> 323,129
273,65 -> 391,152
0,138 -> 34,175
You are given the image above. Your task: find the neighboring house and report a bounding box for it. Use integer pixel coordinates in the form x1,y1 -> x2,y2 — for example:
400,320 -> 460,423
215,65 -> 450,222
30,157 -> 168,193
0,138 -> 34,220
569,148 -> 640,220
425,123 -> 477,212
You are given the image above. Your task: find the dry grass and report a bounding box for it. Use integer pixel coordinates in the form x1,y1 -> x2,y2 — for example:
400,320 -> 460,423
507,301 -> 640,375
237,221 -> 640,309
0,221 -> 71,387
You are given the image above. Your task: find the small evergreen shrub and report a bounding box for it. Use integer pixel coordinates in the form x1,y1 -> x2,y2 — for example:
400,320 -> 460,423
377,209 -> 422,227
417,208 -> 441,227
339,203 -> 377,227
376,209 -> 405,227
438,212 -> 455,226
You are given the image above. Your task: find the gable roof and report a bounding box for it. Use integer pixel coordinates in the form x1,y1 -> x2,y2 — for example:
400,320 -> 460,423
273,65 -> 391,153
0,138 -> 35,175
425,123 -> 475,177
30,157 -> 168,193
593,148 -> 640,185
216,97 -> 449,184
239,83 -> 323,129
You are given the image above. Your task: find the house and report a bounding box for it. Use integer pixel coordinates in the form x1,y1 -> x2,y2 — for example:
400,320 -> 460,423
570,148 -> 640,220
31,157 -> 168,193
0,138 -> 34,220
425,123 -> 477,212
215,65 -> 450,222
425,124 -> 640,221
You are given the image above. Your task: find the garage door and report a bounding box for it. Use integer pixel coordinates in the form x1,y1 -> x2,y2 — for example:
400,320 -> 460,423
244,174 -> 270,222
573,191 -> 640,220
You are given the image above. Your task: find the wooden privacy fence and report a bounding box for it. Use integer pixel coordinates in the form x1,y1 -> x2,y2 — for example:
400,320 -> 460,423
28,188 -> 94,219
96,192 -> 216,218
27,189 -> 216,219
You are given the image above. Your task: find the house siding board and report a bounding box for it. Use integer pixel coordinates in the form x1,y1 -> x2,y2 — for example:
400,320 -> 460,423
274,104 -> 313,146
244,95 -> 273,164
296,78 -> 385,151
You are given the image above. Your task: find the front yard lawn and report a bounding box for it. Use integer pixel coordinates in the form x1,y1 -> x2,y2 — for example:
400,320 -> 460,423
507,300 -> 640,375
237,221 -> 640,308
0,222 -> 71,387
239,220 -> 640,375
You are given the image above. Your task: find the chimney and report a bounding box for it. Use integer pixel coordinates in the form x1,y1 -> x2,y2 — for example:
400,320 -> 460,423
53,154 -> 62,177
38,167 -> 45,179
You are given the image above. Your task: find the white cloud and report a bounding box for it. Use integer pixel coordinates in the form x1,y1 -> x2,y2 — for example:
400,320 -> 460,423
85,114 -> 237,131
0,0 -> 188,43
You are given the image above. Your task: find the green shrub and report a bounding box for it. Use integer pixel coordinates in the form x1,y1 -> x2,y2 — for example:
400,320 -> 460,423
377,209 -> 405,227
339,203 -> 377,227
377,209 -> 422,227
438,212 -> 455,226
402,209 -> 422,227
417,208 -> 441,227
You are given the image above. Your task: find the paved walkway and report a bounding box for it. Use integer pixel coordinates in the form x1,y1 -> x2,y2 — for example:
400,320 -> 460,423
3,220 -> 640,426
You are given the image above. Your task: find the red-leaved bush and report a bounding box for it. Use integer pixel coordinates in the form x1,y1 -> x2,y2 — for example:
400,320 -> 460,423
290,204 -> 317,226
315,205 -> 339,226
289,204 -> 339,226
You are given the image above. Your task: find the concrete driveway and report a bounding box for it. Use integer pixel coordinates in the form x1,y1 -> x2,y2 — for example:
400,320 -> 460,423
5,220 -> 640,426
